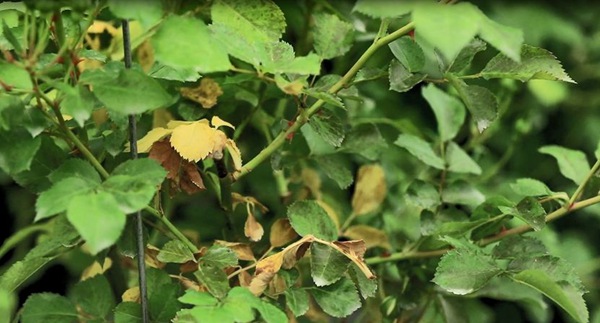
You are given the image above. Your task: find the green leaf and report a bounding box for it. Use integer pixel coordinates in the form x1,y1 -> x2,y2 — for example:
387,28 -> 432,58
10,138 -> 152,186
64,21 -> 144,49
388,59 -> 426,93
481,45 -> 575,83
499,197 -> 546,231
0,289 -> 16,323
310,278 -> 361,318
412,3 -> 482,61
313,154 -> 353,189
446,142 -> 482,175
352,0 -> 419,18
303,89 -> 344,109
441,180 -> 485,206
508,255 -> 585,292
13,137 -> 67,193
117,217 -> 148,258
91,69 -> 173,115
301,121 -> 336,156
310,242 -> 350,286
152,16 -> 231,72
211,0 -> 286,43
194,263 -> 230,299
479,16 -> 523,62
0,128 -> 41,175
0,257 -> 54,293
395,133 -> 444,169
67,191 -> 126,254
447,75 -> 498,132
70,275 -> 115,320
406,180 -> 441,210
21,293 -> 78,323
178,290 -> 218,306
2,19 -> 23,53
539,145 -> 590,185
149,283 -> 181,322
492,236 -> 547,260
388,36 -> 425,72
0,94 -> 24,130
445,38 -> 487,73
148,62 -> 201,82
421,84 -> 466,142
433,246 -> 502,295
201,245 -> 238,269
0,61 -> 32,90
49,159 -> 101,185
349,263 -> 378,299
114,302 -> 142,323
35,177 -> 98,221
510,178 -> 554,197
157,240 -> 195,264
340,124 -> 387,160
108,0 -> 163,29
511,269 -> 588,323
312,13 -> 354,59
146,267 -> 173,300
259,41 -> 321,75
61,85 -> 95,128
308,112 -> 345,148
285,288 -> 309,316
287,200 -> 338,241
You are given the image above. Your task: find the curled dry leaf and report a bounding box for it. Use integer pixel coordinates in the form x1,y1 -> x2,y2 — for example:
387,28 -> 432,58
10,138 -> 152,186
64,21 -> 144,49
343,225 -> 391,250
245,213 -> 264,242
145,245 -> 166,269
331,240 -> 375,280
239,270 -> 252,287
249,252 -> 285,295
351,164 -> 387,216
232,193 -> 269,242
269,218 -> 298,248
148,139 -> 205,195
282,241 -> 310,269
215,240 -> 255,261
180,77 -> 224,109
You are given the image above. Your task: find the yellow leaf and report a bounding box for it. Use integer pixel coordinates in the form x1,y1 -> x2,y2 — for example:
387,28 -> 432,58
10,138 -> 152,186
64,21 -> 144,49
211,116 -> 235,129
170,121 -> 218,162
152,108 -> 174,129
226,139 -> 243,171
275,74 -> 305,95
180,78 -> 223,109
244,213 -> 264,242
167,120 -> 196,129
122,287 -> 140,302
215,240 -> 255,261
351,164 -> 387,216
249,252 -> 284,295
343,225 -> 391,250
299,168 -> 322,200
135,127 -> 173,153
87,20 -> 118,35
269,218 -> 298,248
316,200 -> 340,231
81,258 -> 112,280
137,40 -> 155,72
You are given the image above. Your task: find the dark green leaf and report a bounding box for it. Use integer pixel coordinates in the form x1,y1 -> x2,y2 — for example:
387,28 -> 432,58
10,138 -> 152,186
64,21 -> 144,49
508,255 -> 585,292
481,45 -> 574,83
308,111 -> 345,148
0,257 -> 54,293
21,293 -> 77,323
91,69 -> 173,115
0,94 -> 24,130
149,283 -> 181,322
340,123 -> 387,160
146,267 -> 173,300
492,235 -> 548,260
285,288 -> 309,316
35,177 -> 98,222
157,240 -> 195,264
2,20 -> 22,53
312,13 -> 354,59
70,275 -> 115,320
388,59 -> 426,92
498,196 -> 546,231
114,302 -> 142,323
354,66 -> 388,84
61,85 -> 95,127
201,245 -> 238,269
287,200 -> 338,241
539,145 -> 590,185
310,278 -> 361,318
310,242 -> 350,286
66,191 -> 126,254
406,180 -> 441,210
446,38 -> 487,73
510,178 -> 554,197
117,217 -> 148,258
511,269 -> 588,323
152,15 -> 230,72
0,128 -> 41,175
395,133 -> 444,169
313,154 -> 353,189
422,84 -> 466,142
447,75 -> 498,132
13,137 -> 67,193
194,263 -> 230,299
446,141 -> 482,175
349,263 -> 377,299
388,36 -> 425,72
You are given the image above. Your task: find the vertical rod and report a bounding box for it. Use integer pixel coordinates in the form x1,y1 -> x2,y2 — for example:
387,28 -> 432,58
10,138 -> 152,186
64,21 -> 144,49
122,19 -> 150,323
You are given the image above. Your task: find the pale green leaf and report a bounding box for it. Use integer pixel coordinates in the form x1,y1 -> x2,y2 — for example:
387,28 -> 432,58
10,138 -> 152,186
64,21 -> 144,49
442,180 -> 485,206
310,278 -> 361,318
433,247 -> 502,295
21,293 -> 77,323
66,191 -> 126,254
388,36 -> 425,72
194,264 -> 230,299
0,289 -> 16,323
388,59 -> 426,93
35,177 -> 98,222
108,0 -> 163,29
0,257 -> 54,293
310,242 -> 350,286
406,180 -> 441,210
303,89 -> 344,109
0,61 -> 32,90
211,0 -> 286,43
447,75 -> 498,132
479,16 -> 523,62
508,255 -> 585,292
61,85 -> 95,127
152,16 -> 231,72
539,145 -> 590,185
352,0 -> 422,18
510,178 -> 553,197
421,84 -> 466,142
287,200 -> 337,241
481,45 -> 575,83
512,269 -> 588,323
157,240 -> 195,264
308,112 -> 345,148
201,245 -> 238,269
395,133 -> 444,169
446,142 -> 482,175
312,13 -> 354,59
285,288 -> 309,316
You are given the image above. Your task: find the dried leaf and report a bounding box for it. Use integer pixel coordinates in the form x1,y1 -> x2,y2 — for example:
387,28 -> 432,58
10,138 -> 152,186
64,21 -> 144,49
282,242 -> 310,269
175,275 -> 201,291
145,245 -> 165,269
231,193 -> 269,214
249,252 -> 285,295
300,168 -> 322,200
136,127 -> 173,153
215,240 -> 255,261
122,287 -> 140,302
331,240 -> 375,280
226,139 -> 243,171
80,258 -> 112,280
239,270 -> 252,287
343,225 -> 391,250
244,213 -> 264,242
351,164 -> 387,216
270,218 -> 298,247
180,77 -> 223,109
149,139 -> 205,195
211,116 -> 235,129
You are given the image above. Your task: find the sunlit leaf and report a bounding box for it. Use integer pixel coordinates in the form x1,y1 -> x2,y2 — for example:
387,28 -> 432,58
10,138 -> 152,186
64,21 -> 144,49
539,145 -> 590,185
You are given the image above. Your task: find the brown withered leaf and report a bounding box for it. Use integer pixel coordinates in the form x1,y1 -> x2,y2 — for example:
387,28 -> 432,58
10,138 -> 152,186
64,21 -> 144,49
239,270 -> 252,287
343,224 -> 392,250
174,275 -> 201,291
267,274 -> 287,296
215,240 -> 255,261
269,218 -> 298,248
145,245 -> 166,269
331,240 -> 375,280
351,164 -> 387,216
180,77 -> 223,109
149,138 -> 205,195
249,252 -> 284,296
282,241 -> 310,270
179,260 -> 199,274
244,213 -> 264,242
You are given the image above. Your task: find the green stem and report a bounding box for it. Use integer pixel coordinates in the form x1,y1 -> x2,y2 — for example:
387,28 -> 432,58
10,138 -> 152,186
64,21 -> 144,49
234,22 -> 415,180
568,158 -> 600,206
0,224 -> 50,259
144,206 -> 197,252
